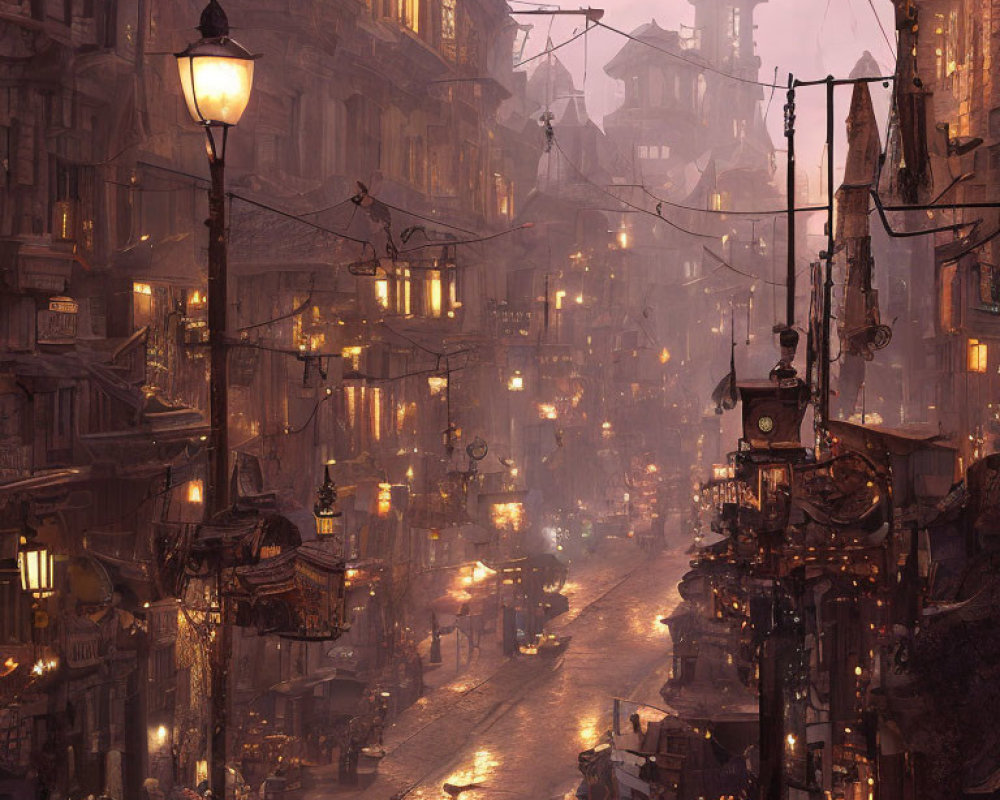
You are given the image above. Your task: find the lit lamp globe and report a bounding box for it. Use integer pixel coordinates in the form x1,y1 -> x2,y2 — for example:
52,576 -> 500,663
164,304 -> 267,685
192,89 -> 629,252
18,541 -> 55,599
175,0 -> 259,128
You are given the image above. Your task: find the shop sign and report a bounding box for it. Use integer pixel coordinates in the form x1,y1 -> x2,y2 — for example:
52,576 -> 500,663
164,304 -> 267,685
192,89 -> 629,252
37,297 -> 78,344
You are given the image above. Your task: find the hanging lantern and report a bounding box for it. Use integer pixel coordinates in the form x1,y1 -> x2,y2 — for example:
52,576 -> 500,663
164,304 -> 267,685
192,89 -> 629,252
313,464 -> 342,537
377,483 -> 392,518
19,541 -> 55,598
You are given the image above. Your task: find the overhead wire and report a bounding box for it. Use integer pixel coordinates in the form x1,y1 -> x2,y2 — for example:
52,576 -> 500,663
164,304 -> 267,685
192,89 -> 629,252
865,0 -> 897,62
550,136 -> 716,239
703,245 -> 805,288
514,25 -> 591,68
378,199 -> 479,236
627,183 -> 826,217
396,223 -> 535,255
594,20 -> 784,90
229,193 -> 371,246
238,275 -> 316,332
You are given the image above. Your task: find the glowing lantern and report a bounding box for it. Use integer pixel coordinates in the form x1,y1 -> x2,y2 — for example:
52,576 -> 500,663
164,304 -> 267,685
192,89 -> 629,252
427,375 -> 448,395
617,223 -> 629,249
507,371 -> 524,391
313,464 -> 342,537
538,403 -> 558,420
377,483 -> 392,517
19,541 -> 55,598
175,2 -> 259,128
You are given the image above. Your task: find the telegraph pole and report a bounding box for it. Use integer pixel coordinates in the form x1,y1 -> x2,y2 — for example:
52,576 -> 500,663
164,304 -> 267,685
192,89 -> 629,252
820,78 -> 835,429
784,74 -> 796,331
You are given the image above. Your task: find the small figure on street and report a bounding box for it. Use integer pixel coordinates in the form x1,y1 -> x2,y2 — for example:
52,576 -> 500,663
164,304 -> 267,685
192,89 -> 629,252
430,611 -> 442,664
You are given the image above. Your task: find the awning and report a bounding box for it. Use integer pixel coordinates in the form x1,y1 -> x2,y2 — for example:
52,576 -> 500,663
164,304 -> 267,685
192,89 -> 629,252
0,468 -> 91,497
268,667 -> 346,697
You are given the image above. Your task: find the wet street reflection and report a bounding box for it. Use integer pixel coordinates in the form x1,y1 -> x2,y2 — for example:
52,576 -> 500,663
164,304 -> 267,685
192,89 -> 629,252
307,538 -> 686,800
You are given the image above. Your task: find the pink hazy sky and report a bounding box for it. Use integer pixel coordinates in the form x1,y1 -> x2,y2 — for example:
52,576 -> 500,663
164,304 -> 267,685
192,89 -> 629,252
515,0 -> 897,191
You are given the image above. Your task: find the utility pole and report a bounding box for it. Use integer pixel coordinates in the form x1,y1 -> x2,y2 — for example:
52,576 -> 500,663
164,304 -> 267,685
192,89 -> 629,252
784,74 -> 796,330
820,78 -> 835,429
791,73 -> 895,432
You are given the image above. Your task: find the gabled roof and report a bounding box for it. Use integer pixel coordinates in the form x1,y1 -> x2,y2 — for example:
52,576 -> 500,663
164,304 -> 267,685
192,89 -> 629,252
604,20 -> 690,78
527,51 -> 577,106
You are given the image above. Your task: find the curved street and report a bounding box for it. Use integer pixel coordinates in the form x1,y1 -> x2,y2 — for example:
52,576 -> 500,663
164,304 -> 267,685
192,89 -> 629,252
302,537 -> 687,800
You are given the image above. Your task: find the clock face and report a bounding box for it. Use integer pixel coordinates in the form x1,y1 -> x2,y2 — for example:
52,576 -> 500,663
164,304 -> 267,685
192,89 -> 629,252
757,415 -> 775,434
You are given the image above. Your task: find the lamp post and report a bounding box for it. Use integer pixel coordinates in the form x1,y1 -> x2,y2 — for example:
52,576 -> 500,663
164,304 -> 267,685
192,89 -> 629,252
176,0 -> 258,518
176,3 -> 257,796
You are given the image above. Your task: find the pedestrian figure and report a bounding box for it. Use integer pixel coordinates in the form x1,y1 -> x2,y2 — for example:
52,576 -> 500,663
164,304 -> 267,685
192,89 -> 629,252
430,611 -> 442,663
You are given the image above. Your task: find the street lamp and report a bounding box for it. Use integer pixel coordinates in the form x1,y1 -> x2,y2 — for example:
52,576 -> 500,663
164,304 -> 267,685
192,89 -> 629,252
175,0 -> 259,517
176,32 -> 256,128
176,4 -> 257,796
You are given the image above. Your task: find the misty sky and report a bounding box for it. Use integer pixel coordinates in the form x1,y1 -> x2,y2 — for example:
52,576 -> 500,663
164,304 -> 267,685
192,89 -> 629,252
515,0 -> 897,197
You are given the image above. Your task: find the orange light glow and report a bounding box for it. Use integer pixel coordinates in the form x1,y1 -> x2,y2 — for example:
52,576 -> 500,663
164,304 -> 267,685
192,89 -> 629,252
968,338 -> 988,373
377,483 -> 392,517
538,403 -> 558,420
491,501 -> 524,531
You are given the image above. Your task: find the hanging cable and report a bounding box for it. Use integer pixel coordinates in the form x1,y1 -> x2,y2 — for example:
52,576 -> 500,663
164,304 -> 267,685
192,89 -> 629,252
514,25 -> 590,68
594,21 -> 784,90
237,276 -> 315,332
229,193 -> 371,246
629,184 -> 826,217
550,136 -> 716,239
865,0 -> 897,62
396,223 -> 535,255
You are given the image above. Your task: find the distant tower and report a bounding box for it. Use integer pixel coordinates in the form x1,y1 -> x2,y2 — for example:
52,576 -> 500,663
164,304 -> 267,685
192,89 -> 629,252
689,0 -> 768,150
603,21 -> 707,179
603,4 -> 773,186
688,0 -> 766,77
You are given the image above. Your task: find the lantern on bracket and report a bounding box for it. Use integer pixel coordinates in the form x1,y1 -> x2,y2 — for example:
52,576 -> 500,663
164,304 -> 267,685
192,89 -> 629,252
18,538 -> 54,599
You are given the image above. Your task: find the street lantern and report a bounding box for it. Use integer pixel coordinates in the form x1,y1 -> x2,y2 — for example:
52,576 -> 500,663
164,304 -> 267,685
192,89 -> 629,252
18,540 -> 54,598
175,1 -> 258,129
313,464 -> 342,537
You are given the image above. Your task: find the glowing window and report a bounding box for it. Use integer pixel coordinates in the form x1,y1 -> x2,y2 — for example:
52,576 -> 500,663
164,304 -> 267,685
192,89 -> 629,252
428,270 -> 442,317
968,338 -> 988,373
